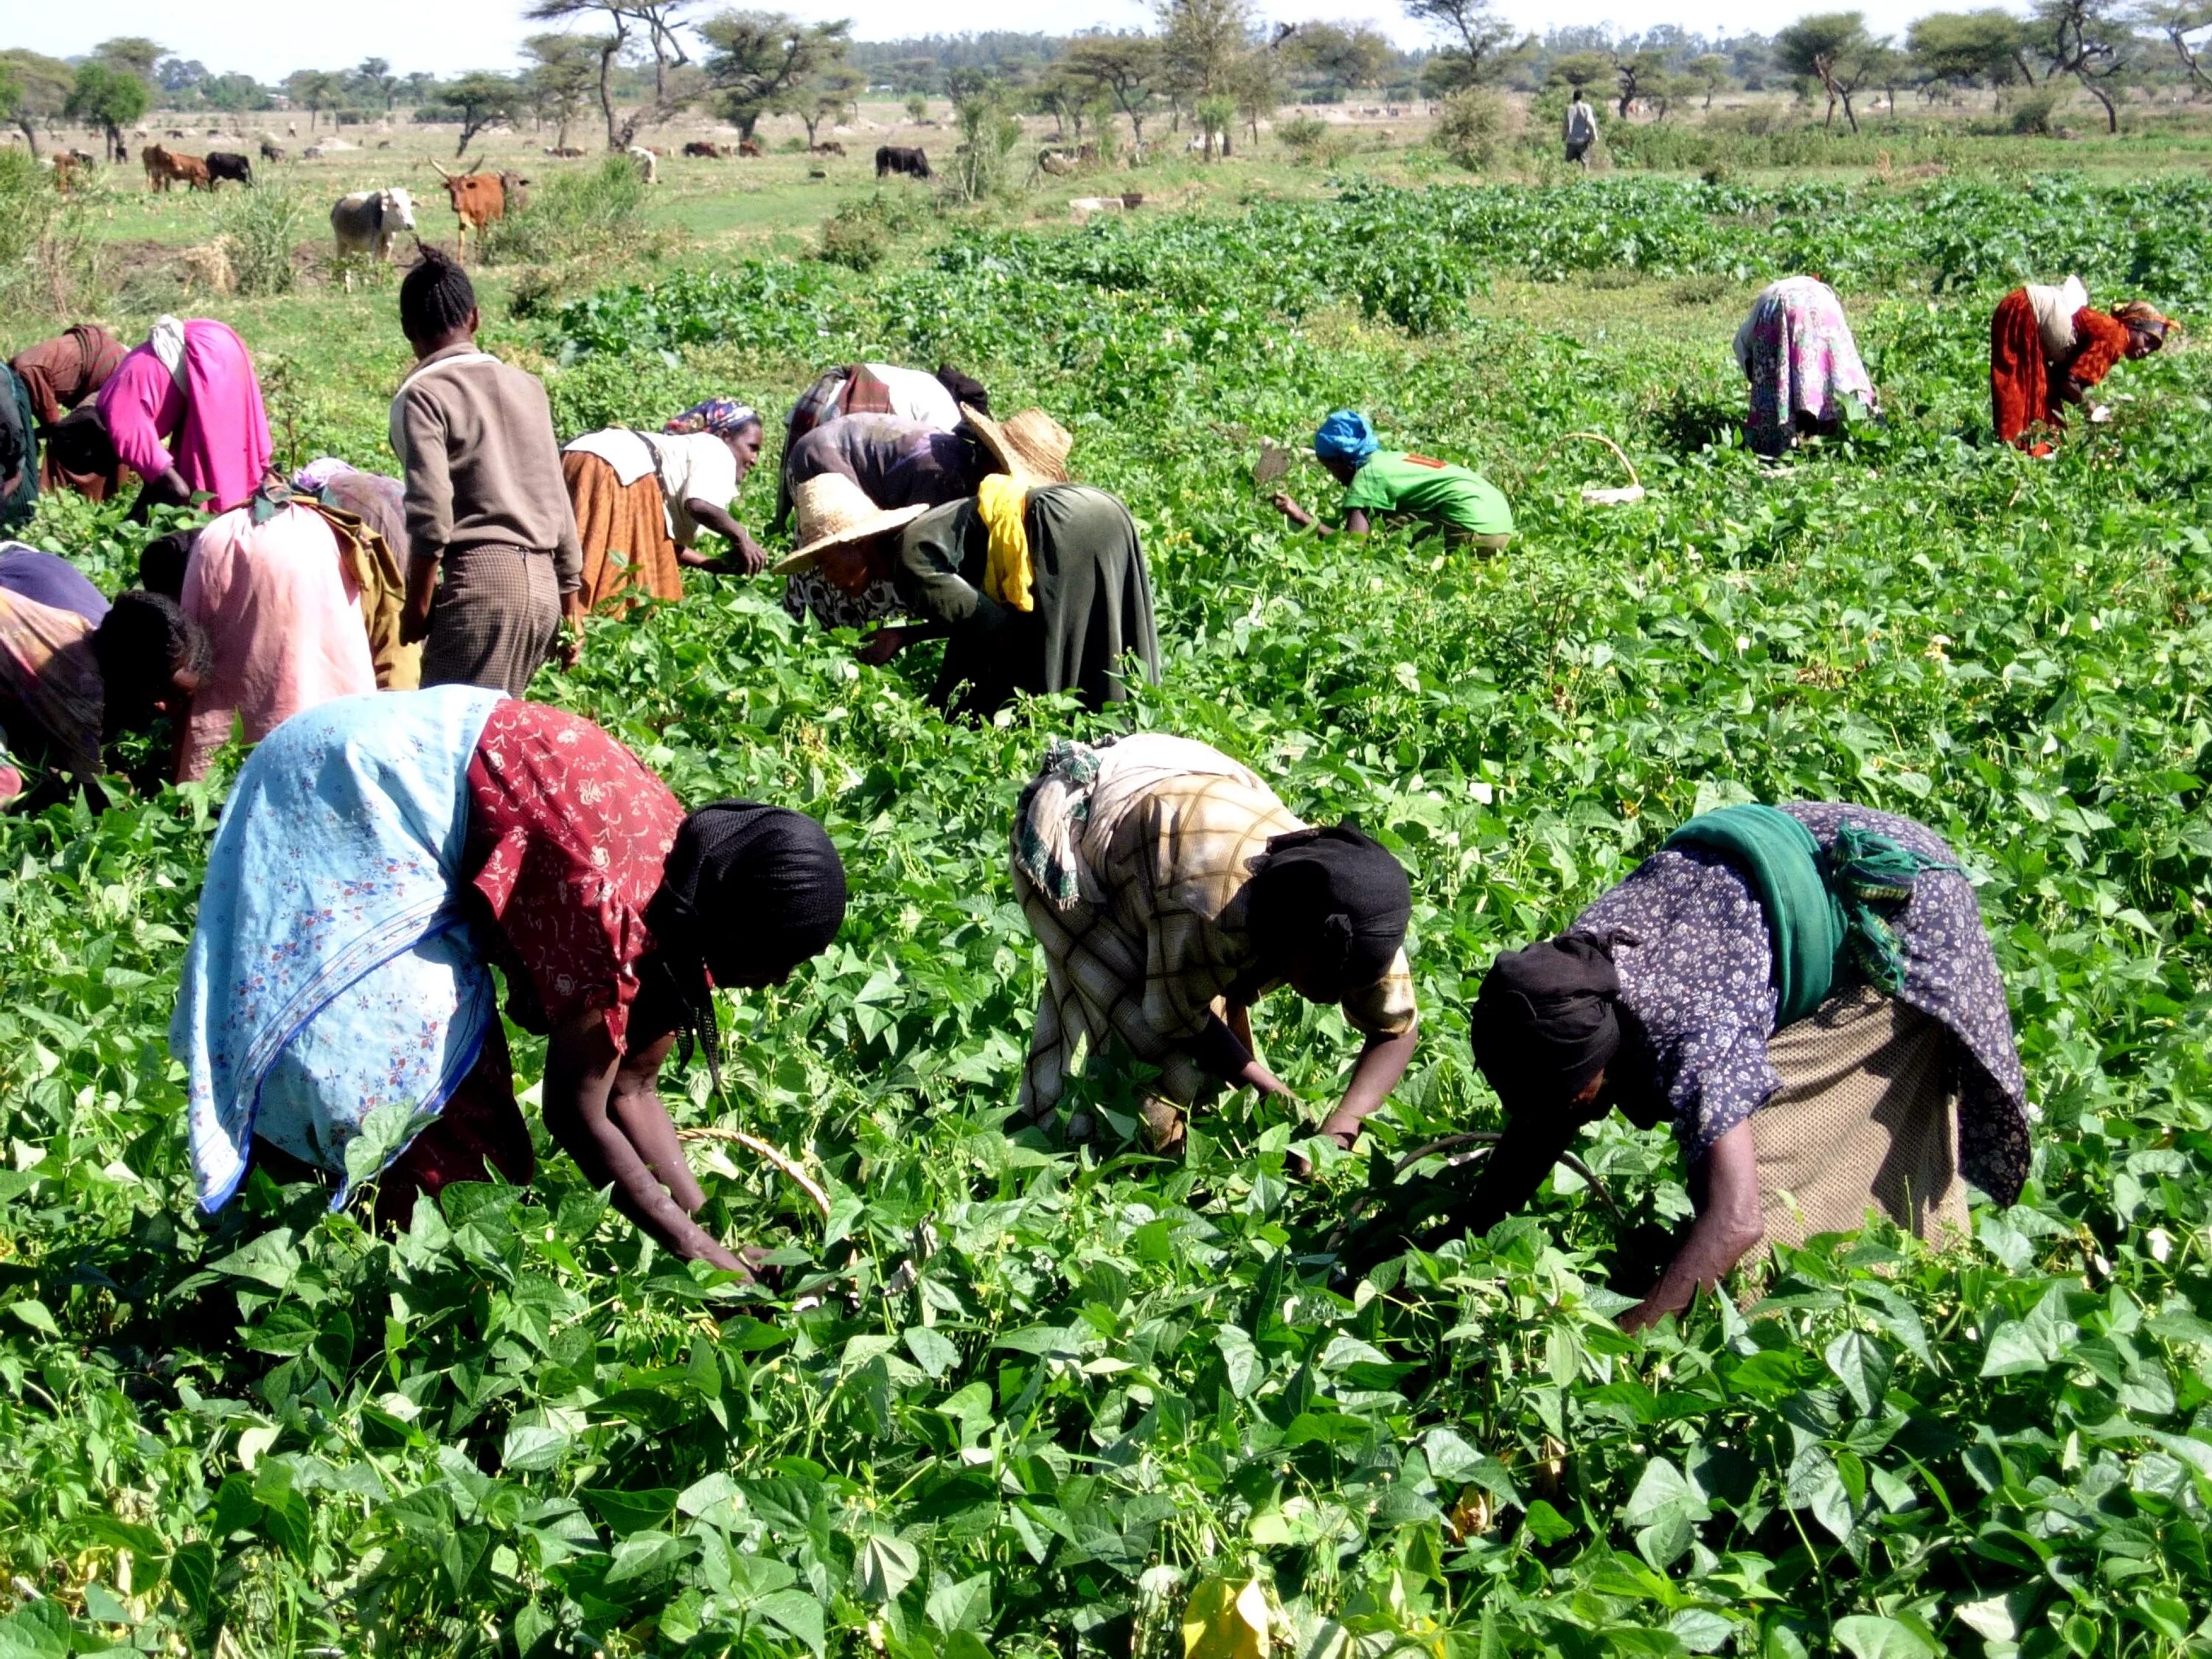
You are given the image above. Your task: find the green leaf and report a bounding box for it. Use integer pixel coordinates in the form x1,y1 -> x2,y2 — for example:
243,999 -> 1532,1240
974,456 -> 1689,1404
754,1590 -> 827,1655
7,1300 -> 58,1338
904,1325 -> 961,1380
925,1571 -> 993,1634
1823,1329 -> 1893,1415
855,1531 -> 921,1604
501,1424 -> 572,1472
1831,1615 -> 1935,1659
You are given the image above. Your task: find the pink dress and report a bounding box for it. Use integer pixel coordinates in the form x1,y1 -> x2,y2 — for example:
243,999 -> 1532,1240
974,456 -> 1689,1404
97,320 -> 274,513
178,504 -> 378,780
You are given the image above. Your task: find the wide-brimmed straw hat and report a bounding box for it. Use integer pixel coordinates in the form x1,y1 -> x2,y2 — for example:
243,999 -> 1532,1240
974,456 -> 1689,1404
770,473 -> 931,574
962,404 -> 1072,486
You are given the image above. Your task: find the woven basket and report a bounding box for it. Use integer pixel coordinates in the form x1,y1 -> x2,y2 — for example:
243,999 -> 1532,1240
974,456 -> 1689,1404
1558,430 -> 1646,505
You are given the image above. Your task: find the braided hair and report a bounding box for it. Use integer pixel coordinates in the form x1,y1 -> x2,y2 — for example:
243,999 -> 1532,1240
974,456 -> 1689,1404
399,246 -> 477,345
138,529 -> 197,599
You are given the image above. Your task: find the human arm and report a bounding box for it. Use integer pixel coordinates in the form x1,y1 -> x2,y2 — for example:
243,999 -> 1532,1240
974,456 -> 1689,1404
1315,1025 -> 1419,1147
401,554 -> 439,644
1270,493 -> 1369,538
396,389 -> 456,571
538,1007 -> 754,1277
1189,1009 -> 1296,1099
2059,309 -> 2129,405
679,500 -> 768,574
1618,1118 -> 1763,1332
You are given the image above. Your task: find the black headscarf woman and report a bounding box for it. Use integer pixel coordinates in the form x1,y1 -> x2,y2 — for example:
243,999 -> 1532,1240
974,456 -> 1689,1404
644,800 -> 849,1089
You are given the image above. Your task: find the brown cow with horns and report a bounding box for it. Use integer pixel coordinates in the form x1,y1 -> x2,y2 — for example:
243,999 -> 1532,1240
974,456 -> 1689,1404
427,156 -> 520,262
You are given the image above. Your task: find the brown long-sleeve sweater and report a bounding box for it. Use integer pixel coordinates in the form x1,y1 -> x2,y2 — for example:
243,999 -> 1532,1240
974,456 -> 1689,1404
389,343 -> 582,591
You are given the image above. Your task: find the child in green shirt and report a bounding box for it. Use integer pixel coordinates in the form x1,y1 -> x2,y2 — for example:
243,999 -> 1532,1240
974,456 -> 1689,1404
1272,408 -> 1514,548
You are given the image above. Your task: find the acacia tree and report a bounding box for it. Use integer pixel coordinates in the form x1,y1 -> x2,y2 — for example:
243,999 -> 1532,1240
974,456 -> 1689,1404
1286,22 -> 1391,99
1065,36 -> 1164,148
436,72 -> 521,155
0,49 -> 74,156
1775,11 -> 1882,131
698,11 -> 854,142
1907,9 -> 2039,99
66,63 -> 149,161
354,58 -> 399,112
2138,1 -> 2212,89
2034,0 -> 2135,128
524,34 -> 599,147
284,70 -> 345,129
91,37 -> 166,88
785,64 -> 864,145
1688,52 -> 1733,107
1402,0 -> 1516,89
526,0 -> 700,150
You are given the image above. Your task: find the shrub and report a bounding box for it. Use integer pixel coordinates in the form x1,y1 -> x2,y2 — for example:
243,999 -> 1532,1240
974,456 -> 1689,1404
214,183 -> 306,296
479,158 -> 649,266
1434,88 -> 1513,173
0,150 -> 100,316
2009,86 -> 2067,136
1276,113 -> 1329,161
816,203 -> 891,271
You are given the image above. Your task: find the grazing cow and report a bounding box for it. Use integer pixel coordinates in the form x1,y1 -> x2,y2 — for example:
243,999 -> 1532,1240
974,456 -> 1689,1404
682,140 -> 725,159
875,145 -> 931,179
543,144 -> 587,158
48,153 -> 88,192
142,145 -> 211,193
626,144 -> 658,184
498,169 -> 530,210
810,141 -> 846,158
330,187 -> 419,282
205,151 -> 254,189
167,128 -> 187,139
1069,195 -> 1124,221
737,139 -> 762,158
260,138 -> 285,163
428,157 -> 507,261
302,146 -> 324,161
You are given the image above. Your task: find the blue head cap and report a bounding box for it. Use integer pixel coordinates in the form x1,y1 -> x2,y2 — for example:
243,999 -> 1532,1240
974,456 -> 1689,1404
1314,409 -> 1380,465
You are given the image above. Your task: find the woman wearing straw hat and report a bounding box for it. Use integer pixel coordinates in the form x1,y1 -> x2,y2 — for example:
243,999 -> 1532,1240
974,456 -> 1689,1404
1273,410 -> 1513,549
773,407 -> 1161,718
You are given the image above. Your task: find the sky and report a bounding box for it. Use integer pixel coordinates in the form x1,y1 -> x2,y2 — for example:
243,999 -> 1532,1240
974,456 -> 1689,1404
10,0 -> 2005,80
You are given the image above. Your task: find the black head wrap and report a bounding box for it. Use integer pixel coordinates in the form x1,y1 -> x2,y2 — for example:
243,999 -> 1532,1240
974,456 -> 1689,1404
936,364 -> 990,416
643,801 -> 847,1087
1247,823 -> 1411,994
1467,933 -> 1622,1119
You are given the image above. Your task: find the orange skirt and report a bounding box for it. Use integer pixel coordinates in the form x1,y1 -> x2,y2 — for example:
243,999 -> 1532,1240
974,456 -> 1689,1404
563,451 -> 681,613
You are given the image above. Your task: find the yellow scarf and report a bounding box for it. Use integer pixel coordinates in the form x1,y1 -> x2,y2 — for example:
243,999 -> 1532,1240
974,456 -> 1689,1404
976,473 -> 1034,612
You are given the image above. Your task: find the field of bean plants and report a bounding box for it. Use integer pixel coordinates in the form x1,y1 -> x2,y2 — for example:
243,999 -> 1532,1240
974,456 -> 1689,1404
4,171 -> 2212,1658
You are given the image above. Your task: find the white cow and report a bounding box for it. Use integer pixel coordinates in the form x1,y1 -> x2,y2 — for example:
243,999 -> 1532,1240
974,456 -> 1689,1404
330,188 -> 420,287
627,144 -> 659,184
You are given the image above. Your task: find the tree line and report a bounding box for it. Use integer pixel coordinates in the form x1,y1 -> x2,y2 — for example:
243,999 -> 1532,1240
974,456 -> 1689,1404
4,0 -> 2208,161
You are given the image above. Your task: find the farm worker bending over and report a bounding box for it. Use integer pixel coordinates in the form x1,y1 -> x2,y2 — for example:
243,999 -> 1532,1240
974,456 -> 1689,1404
1989,276 -> 2168,455
0,586 -> 206,813
0,362 -> 41,531
390,248 -> 584,695
135,485 -> 396,782
1273,410 -> 1514,549
288,459 -> 424,687
1343,801 -> 2029,1332
1733,276 -> 1880,459
171,688 -> 847,1281
96,316 -> 274,516
10,325 -> 128,500
775,359 -> 992,530
778,412 -> 996,636
774,407 -> 1160,720
561,397 -> 770,627
1009,734 -> 1419,1159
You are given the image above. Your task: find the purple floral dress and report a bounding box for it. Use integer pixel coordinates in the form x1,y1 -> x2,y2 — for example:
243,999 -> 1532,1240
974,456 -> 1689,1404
1733,276 -> 1879,459
1570,801 -> 2030,1205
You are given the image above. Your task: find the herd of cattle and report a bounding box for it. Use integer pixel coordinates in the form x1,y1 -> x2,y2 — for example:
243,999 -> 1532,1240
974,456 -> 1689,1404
38,132 -> 975,271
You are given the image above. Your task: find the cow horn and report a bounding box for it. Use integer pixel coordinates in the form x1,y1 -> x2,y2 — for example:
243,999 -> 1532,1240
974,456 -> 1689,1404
428,158 -> 454,178
465,153 -> 485,175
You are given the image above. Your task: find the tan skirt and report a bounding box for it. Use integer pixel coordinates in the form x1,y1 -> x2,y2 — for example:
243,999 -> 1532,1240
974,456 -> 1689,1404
563,451 -> 681,613
1753,986 -> 1969,1248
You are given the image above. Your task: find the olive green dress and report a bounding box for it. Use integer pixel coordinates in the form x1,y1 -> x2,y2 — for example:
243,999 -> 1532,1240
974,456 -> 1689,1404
890,484 -> 1161,717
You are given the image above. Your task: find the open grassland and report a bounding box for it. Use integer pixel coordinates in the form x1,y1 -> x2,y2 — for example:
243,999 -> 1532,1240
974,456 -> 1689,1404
3,142 -> 2212,1658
